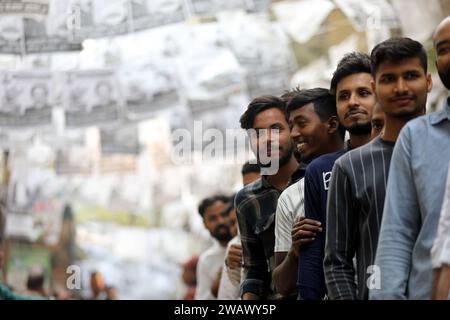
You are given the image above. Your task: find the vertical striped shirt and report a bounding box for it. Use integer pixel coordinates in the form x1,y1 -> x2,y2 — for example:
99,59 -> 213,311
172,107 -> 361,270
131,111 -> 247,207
324,136 -> 394,300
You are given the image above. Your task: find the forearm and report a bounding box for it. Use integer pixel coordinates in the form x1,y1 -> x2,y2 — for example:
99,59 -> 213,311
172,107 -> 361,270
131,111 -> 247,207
242,292 -> 260,300
272,249 -> 298,297
240,262 -> 272,299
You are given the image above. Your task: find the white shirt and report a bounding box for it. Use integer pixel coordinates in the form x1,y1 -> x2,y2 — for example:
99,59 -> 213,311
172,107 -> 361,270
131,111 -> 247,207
194,241 -> 226,300
274,179 -> 305,253
431,163 -> 450,269
217,235 -> 241,300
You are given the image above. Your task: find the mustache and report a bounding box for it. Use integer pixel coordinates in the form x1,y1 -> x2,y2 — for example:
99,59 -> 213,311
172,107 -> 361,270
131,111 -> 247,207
215,224 -> 230,232
389,94 -> 416,101
344,108 -> 369,119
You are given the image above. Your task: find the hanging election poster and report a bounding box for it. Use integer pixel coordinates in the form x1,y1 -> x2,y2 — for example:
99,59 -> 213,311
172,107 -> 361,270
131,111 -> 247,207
63,69 -> 122,128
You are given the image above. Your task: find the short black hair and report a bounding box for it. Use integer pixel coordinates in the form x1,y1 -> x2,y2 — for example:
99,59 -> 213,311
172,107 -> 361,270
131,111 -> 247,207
240,95 -> 286,130
371,37 -> 427,77
280,86 -> 302,104
330,52 -> 372,95
241,162 -> 260,176
286,88 -> 345,140
27,269 -> 45,291
198,194 -> 230,218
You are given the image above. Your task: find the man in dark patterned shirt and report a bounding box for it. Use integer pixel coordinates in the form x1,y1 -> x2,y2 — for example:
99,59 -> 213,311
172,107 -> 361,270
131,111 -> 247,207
235,95 -> 298,299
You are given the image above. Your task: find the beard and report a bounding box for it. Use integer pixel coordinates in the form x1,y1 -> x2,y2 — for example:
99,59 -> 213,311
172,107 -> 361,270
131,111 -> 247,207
257,142 -> 294,169
212,225 -> 232,242
438,68 -> 450,91
345,122 -> 372,136
293,148 -> 302,163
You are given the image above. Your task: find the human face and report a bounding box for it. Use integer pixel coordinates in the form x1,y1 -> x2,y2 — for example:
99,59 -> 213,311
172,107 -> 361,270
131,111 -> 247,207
32,86 -> 48,104
288,103 -> 330,163
371,103 -> 385,139
336,72 -> 375,135
203,200 -> 232,243
251,108 -> 293,169
374,57 -> 432,118
434,18 -> 450,90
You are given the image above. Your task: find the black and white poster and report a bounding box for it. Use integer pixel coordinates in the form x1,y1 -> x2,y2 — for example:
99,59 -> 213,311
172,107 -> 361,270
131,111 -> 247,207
0,2 -> 82,54
0,0 -> 49,15
100,124 -> 140,155
120,59 -> 180,120
219,13 -> 297,98
71,0 -> 187,40
0,71 -> 55,127
177,23 -> 247,132
129,0 -> 186,32
71,0 -> 129,40
64,70 -> 122,128
186,0 -> 245,17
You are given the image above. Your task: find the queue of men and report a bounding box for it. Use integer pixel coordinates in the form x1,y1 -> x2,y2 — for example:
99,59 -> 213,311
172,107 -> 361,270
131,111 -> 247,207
192,17 -> 450,300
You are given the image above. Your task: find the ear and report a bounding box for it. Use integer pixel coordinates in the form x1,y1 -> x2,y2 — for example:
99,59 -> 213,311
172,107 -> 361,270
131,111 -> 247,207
426,73 -> 433,93
327,116 -> 339,134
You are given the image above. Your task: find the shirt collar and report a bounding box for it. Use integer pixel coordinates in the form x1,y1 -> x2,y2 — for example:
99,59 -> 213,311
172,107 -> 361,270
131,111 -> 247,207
430,96 -> 450,125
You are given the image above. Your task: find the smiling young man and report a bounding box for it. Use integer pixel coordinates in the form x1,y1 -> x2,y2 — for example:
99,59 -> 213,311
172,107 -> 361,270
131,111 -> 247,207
272,88 -> 345,298
296,53 -> 376,300
370,18 -> 450,300
235,95 -> 298,300
324,38 -> 431,300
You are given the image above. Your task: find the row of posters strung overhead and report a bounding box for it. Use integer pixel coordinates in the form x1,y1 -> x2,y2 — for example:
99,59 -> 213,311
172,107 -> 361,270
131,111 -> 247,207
0,0 -> 272,54
0,16 -> 297,130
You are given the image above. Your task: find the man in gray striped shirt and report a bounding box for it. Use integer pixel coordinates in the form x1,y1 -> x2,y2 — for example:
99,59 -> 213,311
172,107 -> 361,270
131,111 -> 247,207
324,38 -> 432,299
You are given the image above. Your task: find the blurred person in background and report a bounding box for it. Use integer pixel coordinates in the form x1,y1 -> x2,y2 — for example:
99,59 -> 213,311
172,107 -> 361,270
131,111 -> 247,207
181,255 -> 199,300
90,271 -> 107,300
371,103 -> 385,139
218,163 -> 261,300
195,195 -> 233,300
26,266 -> 48,298
106,285 -> 118,300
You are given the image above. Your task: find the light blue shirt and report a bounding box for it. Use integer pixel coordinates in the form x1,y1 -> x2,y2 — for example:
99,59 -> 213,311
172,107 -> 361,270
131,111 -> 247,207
370,98 -> 450,299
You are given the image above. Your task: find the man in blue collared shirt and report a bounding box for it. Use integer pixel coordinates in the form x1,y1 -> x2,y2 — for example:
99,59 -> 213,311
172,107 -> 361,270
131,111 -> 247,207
370,17 -> 450,299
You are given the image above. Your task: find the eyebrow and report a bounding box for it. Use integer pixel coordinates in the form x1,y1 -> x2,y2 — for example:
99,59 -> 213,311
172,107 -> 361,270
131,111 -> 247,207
338,86 -> 371,93
254,122 -> 284,130
436,39 -> 450,49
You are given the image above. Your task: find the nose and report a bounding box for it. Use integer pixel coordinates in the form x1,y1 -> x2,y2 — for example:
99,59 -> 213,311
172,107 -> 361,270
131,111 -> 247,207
395,77 -> 408,94
348,93 -> 359,107
290,125 -> 300,140
217,214 -> 228,226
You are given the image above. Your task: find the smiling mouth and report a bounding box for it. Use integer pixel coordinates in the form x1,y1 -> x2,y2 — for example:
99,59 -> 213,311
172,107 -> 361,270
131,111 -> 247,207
296,142 -> 307,152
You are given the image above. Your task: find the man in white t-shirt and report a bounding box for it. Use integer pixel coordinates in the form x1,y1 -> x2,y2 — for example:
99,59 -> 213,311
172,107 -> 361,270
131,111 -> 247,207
272,88 -> 346,298
432,163 -> 450,300
195,195 -> 233,300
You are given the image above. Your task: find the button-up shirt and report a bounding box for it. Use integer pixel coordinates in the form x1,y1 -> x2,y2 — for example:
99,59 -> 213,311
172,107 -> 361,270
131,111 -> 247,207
370,97 -> 450,299
235,176 -> 281,299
